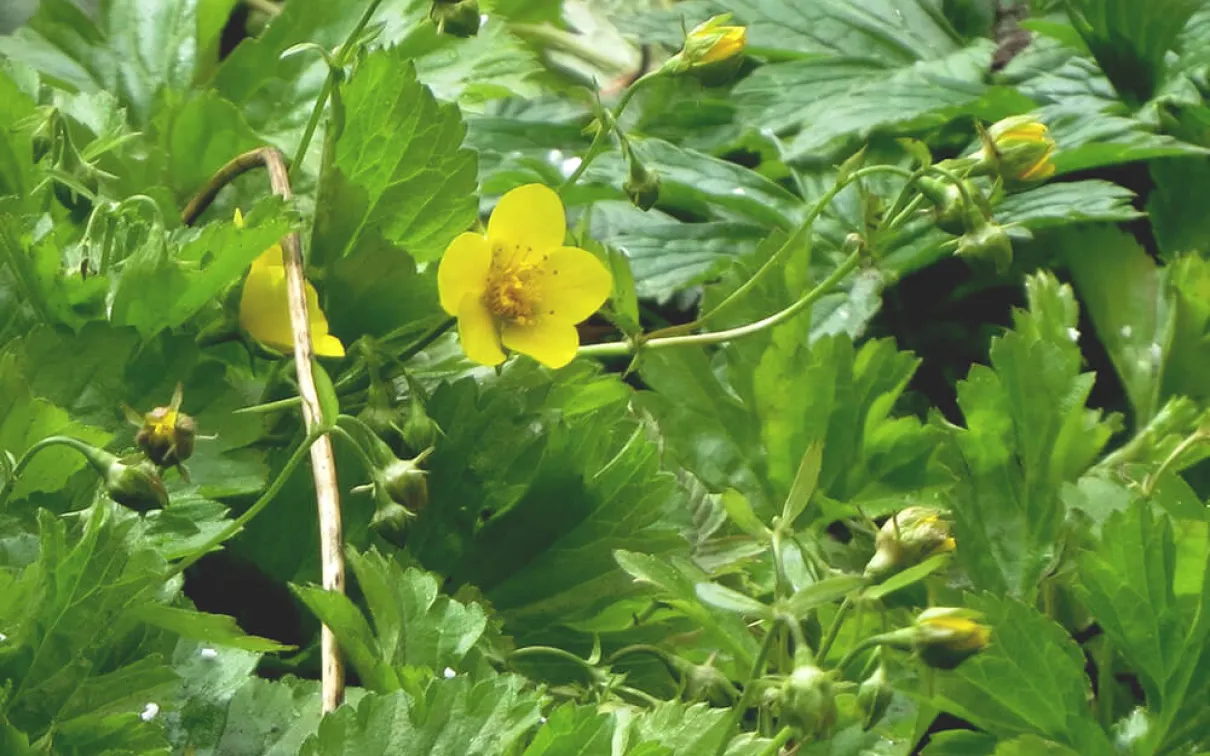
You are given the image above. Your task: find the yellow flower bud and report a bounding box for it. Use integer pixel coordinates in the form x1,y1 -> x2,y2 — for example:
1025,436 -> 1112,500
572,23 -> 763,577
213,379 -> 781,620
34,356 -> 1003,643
912,607 -> 991,670
975,115 -> 1056,183
664,15 -> 747,84
864,506 -> 956,579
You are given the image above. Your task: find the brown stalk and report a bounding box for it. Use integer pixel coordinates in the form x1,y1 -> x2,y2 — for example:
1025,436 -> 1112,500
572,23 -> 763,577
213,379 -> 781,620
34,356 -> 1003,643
183,146 -> 346,712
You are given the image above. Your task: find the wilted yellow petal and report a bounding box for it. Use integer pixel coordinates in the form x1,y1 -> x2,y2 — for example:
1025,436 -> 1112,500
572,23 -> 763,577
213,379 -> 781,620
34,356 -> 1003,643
239,251 -> 345,358
457,294 -> 506,366
539,246 -> 613,324
438,232 -> 492,316
501,317 -> 579,369
487,184 -> 566,263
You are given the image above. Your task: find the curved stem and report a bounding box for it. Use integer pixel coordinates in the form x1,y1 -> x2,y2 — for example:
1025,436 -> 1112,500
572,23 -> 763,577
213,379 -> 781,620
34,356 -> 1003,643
713,623 -> 778,756
834,636 -> 883,673
167,430 -> 320,578
0,436 -> 106,508
329,423 -> 381,478
509,645 -> 603,682
927,163 -> 977,216
578,248 -> 863,358
643,164 -> 904,342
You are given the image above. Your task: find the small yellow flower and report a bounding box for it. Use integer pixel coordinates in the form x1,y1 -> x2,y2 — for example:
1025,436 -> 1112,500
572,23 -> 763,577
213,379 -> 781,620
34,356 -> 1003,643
913,608 -> 991,669
234,210 -> 345,358
975,115 -> 1056,182
663,14 -> 747,82
437,184 -> 612,369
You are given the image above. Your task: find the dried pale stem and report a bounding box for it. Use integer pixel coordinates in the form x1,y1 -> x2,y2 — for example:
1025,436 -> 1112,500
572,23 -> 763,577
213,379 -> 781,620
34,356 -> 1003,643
183,146 -> 347,712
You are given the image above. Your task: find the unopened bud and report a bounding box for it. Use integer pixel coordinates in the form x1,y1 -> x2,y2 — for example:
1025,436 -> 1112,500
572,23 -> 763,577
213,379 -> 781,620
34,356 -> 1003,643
430,0 -> 480,37
370,500 -> 413,548
623,160 -> 661,211
105,457 -> 170,512
912,607 -> 991,670
916,176 -> 987,236
663,14 -> 747,85
779,664 -> 836,739
955,216 -> 1013,275
973,115 -> 1056,183
856,665 -> 893,730
400,392 -> 442,453
864,506 -> 955,579
382,454 -> 430,513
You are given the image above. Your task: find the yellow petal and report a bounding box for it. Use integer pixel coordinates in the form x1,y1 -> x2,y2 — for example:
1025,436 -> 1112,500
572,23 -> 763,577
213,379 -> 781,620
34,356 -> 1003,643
438,232 -> 492,316
457,294 -> 506,366
501,317 -> 579,369
233,208 -> 245,228
487,184 -> 566,262
239,259 -> 345,357
538,246 -> 613,324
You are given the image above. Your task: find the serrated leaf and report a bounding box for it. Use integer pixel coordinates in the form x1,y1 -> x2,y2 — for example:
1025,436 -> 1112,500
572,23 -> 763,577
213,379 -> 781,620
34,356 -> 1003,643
299,676 -> 542,756
930,594 -> 1107,751
939,273 -> 1118,599
153,90 -> 263,199
312,51 -> 477,267
1076,500 -> 1210,750
110,196 -> 293,338
782,441 -> 823,527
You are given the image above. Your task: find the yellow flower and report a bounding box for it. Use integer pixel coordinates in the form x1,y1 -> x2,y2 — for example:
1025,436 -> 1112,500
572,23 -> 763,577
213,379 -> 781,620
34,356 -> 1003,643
437,184 -> 612,369
975,115 -> 1056,182
913,608 -> 991,669
234,210 -> 345,358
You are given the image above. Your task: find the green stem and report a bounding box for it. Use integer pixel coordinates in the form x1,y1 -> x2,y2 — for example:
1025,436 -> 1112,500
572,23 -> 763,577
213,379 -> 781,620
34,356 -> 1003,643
167,431 -> 321,577
329,423 -> 381,478
559,71 -> 660,195
289,0 -> 384,175
713,624 -> 778,756
509,23 -> 633,76
0,436 -> 108,509
508,645 -> 603,683
578,247 -> 863,358
643,164 -> 905,342
927,164 -> 977,216
816,596 -> 853,662
757,726 -> 795,756
834,636 -> 883,673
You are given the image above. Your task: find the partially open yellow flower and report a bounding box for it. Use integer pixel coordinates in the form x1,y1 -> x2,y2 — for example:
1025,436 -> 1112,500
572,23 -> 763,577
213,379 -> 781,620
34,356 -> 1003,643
437,184 -> 612,369
235,210 -> 345,358
695,23 -> 746,65
975,115 -> 1056,183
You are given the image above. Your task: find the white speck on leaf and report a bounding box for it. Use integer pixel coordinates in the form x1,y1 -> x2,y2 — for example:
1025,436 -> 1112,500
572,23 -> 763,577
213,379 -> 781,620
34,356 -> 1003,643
140,703 -> 160,722
1067,327 -> 1080,342
560,157 -> 582,178
1120,325 -> 1133,338
199,647 -> 218,660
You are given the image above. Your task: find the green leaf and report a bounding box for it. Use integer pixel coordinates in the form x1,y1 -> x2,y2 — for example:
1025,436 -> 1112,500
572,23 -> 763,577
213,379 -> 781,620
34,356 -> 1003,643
863,552 -> 951,601
110,196 -> 292,338
312,50 -> 477,267
521,703 -> 613,756
292,549 -> 492,692
299,676 -> 543,756
129,604 -> 294,653
323,234 -> 441,343
783,574 -> 867,618
0,506 -> 174,744
313,362 -> 339,430
1060,224 -> 1173,428
995,180 -> 1142,229
695,581 -> 772,618
407,362 -> 684,637
0,352 -> 110,501
1075,500 -> 1210,750
930,594 -> 1107,752
1066,0 -> 1202,104
0,0 -> 205,124
208,676 -> 337,756
782,441 -> 823,527
939,273 -> 1118,599
1149,157 -> 1210,258
0,212 -> 109,330
1042,103 -> 1209,175
152,90 -> 263,199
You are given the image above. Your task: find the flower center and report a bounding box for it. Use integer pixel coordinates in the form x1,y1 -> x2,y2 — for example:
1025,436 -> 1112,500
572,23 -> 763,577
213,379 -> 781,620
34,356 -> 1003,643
482,255 -> 543,325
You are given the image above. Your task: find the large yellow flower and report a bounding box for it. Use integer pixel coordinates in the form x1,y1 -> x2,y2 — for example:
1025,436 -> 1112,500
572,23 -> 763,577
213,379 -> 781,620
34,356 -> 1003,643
437,184 -> 612,369
235,210 -> 345,358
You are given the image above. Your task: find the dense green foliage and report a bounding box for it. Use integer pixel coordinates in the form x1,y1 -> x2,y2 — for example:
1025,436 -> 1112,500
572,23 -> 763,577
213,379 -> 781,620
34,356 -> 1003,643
4,0 -> 1210,754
